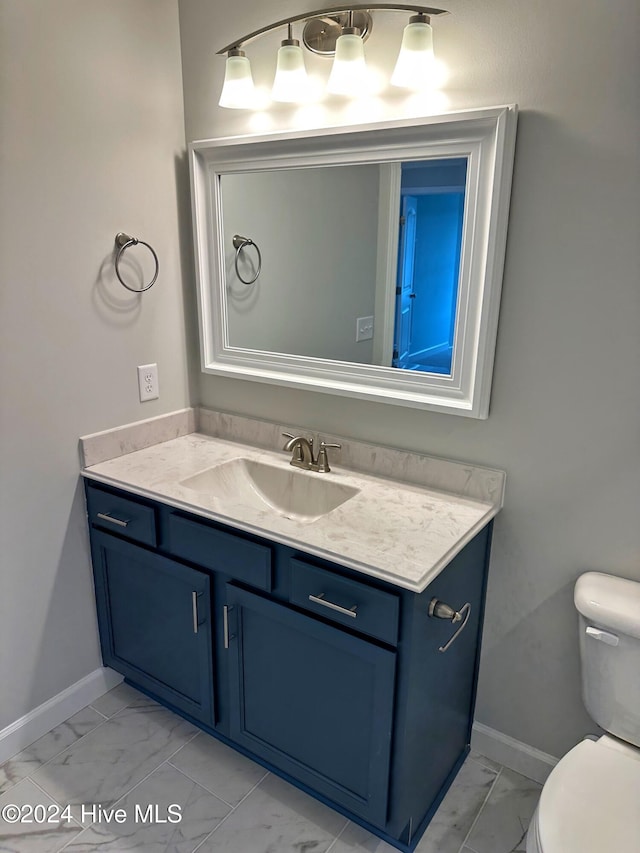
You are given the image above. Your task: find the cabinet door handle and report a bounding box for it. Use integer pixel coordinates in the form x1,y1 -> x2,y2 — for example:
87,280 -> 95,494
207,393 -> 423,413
223,605 -> 230,649
96,511 -> 129,528
192,591 -> 199,634
308,593 -> 357,619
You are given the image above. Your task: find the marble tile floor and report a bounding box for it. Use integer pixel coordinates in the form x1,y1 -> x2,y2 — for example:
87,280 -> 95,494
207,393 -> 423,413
0,683 -> 541,853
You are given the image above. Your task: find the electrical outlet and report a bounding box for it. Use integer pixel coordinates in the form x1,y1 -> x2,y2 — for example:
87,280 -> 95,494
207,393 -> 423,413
356,315 -> 374,342
137,363 -> 159,402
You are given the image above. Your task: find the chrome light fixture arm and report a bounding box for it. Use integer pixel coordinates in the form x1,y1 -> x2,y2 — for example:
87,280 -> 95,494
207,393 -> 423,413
217,4 -> 449,54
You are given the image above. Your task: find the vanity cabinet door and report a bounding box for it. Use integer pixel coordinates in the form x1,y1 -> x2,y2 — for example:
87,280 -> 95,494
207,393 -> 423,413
91,531 -> 214,727
225,585 -> 396,826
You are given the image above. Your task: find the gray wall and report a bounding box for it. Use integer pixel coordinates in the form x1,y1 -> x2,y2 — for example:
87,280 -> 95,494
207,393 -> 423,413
222,166 -> 378,363
179,0 -> 640,758
0,1 -> 191,731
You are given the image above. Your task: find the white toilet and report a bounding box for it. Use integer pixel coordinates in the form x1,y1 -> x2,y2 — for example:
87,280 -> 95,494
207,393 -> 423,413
526,571 -> 640,852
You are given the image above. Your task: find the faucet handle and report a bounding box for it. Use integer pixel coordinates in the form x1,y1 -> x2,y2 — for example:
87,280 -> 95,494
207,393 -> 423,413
315,440 -> 341,473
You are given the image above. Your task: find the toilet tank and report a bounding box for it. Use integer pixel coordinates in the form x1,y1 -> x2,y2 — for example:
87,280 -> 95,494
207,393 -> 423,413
575,572 -> 640,748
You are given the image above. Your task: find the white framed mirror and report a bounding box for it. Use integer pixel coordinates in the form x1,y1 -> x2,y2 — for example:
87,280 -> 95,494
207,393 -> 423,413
189,105 -> 517,418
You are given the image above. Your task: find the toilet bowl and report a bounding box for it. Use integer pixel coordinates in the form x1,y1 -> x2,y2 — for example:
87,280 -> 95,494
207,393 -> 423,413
526,572 -> 640,853
526,735 -> 640,852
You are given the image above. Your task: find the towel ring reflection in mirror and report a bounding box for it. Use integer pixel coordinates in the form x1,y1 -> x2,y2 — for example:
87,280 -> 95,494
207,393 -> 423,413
114,232 -> 159,292
233,234 -> 262,285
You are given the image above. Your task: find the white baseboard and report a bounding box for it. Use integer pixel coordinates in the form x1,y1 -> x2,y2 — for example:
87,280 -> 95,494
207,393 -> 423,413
471,721 -> 558,784
0,668 -> 123,765
0,673 -> 560,786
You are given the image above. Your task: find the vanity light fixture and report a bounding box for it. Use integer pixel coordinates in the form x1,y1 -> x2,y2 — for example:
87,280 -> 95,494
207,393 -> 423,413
218,48 -> 257,109
217,4 -> 449,109
272,24 -> 310,103
326,11 -> 368,96
391,12 -> 435,89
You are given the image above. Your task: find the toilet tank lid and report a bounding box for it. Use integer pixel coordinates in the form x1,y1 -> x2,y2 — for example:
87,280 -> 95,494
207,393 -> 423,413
575,572 -> 640,639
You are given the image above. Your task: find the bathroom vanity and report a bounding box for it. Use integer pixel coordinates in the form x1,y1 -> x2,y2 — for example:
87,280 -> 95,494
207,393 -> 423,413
81,417 -> 503,851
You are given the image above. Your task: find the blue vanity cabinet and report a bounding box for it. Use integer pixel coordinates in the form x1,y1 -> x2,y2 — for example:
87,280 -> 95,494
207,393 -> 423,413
384,524 -> 491,845
90,529 -> 215,727
225,583 -> 396,825
85,479 -> 492,852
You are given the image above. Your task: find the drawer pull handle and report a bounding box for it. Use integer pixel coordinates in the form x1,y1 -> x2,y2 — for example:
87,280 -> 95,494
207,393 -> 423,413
96,512 -> 130,528
309,593 -> 357,619
429,598 -> 471,653
192,591 -> 199,634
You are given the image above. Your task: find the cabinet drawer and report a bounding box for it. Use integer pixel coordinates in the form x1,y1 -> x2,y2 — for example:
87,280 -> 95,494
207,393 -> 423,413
86,485 -> 156,547
290,559 -> 399,645
168,513 -> 272,591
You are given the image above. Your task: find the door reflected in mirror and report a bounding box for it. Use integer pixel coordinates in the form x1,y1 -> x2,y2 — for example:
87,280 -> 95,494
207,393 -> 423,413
222,156 -> 467,377
394,158 -> 466,375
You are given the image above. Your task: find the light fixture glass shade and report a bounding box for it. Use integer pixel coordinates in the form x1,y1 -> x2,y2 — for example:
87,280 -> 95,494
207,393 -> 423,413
218,51 -> 256,109
391,17 -> 435,90
272,42 -> 309,103
327,32 -> 368,96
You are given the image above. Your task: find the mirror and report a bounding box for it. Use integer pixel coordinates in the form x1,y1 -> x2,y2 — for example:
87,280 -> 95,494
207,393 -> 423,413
221,156 -> 467,376
189,106 -> 517,417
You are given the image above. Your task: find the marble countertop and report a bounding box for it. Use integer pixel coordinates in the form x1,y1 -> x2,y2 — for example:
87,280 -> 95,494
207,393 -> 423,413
82,431 -> 500,593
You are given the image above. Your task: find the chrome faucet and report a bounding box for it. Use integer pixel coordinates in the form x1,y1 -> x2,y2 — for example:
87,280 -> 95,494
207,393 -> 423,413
282,434 -> 341,473
282,433 -> 315,469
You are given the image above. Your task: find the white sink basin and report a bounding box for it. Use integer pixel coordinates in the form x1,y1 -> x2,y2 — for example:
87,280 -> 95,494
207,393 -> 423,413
179,458 -> 359,522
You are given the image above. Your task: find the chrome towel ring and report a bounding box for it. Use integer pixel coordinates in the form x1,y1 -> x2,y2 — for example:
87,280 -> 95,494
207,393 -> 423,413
114,232 -> 159,293
233,234 -> 262,285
